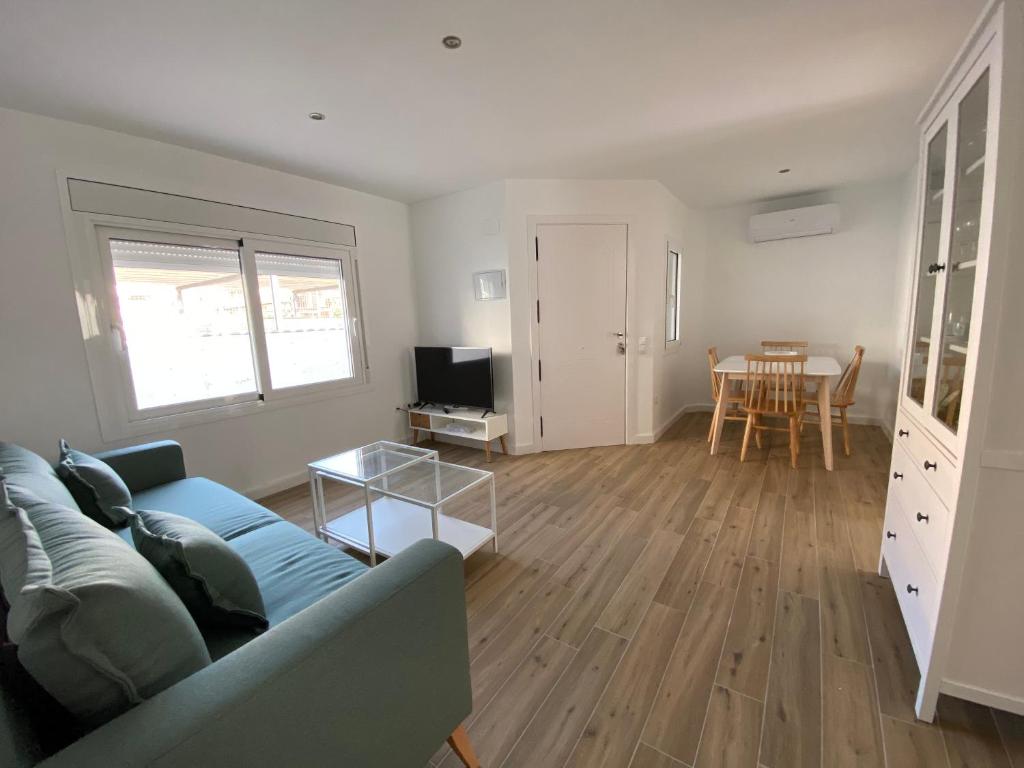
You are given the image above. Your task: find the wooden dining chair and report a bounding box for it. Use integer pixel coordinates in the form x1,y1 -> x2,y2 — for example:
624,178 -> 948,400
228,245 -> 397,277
761,340 -> 809,354
707,346 -> 746,442
741,354 -> 806,468
802,345 -> 864,456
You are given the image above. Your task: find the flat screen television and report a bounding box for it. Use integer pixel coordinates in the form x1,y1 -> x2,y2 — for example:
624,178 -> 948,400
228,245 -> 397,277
414,346 -> 494,410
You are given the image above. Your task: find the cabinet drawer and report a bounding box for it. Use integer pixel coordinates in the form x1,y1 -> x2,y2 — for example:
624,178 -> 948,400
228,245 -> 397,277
409,412 -> 431,429
882,494 -> 939,669
887,441 -> 951,579
893,411 -> 958,505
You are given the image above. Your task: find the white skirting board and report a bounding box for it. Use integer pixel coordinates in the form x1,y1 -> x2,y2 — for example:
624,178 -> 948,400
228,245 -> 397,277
940,680 -> 1024,717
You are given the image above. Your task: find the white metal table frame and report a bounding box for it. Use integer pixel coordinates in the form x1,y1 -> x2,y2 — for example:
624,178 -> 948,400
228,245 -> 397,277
709,355 -> 843,471
308,442 -> 498,565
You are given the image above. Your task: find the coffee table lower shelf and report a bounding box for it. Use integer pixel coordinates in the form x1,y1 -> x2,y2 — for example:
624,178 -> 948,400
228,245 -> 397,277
321,497 -> 496,560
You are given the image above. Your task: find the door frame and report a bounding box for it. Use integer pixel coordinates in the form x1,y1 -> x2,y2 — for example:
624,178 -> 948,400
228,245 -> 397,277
526,215 -> 635,451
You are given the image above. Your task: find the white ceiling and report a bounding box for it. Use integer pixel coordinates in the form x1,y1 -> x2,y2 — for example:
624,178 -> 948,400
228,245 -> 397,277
0,0 -> 985,207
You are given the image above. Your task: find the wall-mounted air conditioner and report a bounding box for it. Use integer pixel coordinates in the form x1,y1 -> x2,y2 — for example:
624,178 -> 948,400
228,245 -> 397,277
748,203 -> 840,243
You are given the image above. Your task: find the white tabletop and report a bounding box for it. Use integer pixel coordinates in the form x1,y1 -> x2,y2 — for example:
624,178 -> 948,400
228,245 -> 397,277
714,355 -> 842,377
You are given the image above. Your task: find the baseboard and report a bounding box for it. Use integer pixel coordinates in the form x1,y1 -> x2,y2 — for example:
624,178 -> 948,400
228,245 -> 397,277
243,469 -> 309,501
649,403 -> 715,443
940,679 -> 1024,716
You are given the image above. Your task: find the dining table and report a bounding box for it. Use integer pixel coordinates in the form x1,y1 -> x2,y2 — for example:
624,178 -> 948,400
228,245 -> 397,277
709,355 -> 844,471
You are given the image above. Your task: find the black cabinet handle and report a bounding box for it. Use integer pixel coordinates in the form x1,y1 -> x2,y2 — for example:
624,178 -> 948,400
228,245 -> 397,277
893,472 -> 904,480
916,512 -> 930,523
886,531 -> 896,540
924,460 -> 937,471
927,263 -> 946,274
906,584 -> 919,595
899,429 -> 909,437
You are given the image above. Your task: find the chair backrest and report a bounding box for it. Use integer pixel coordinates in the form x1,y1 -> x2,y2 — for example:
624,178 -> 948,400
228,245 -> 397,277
707,347 -> 721,400
744,354 -> 806,414
761,340 -> 809,354
834,345 -> 865,406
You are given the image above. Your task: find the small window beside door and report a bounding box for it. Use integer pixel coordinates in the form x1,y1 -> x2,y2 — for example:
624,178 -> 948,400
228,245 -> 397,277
665,245 -> 682,347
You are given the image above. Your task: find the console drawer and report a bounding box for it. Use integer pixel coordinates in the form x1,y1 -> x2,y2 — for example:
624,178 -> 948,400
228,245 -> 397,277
882,493 -> 939,669
893,410 -> 958,506
887,441 -> 951,579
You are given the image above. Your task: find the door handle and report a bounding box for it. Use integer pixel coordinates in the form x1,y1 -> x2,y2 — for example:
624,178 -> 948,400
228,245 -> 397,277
614,332 -> 625,338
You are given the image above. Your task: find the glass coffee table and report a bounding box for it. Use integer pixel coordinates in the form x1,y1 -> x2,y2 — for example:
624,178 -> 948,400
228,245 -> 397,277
308,441 -> 498,565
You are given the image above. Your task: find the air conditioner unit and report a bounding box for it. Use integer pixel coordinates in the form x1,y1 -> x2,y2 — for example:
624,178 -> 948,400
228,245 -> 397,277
748,203 -> 840,243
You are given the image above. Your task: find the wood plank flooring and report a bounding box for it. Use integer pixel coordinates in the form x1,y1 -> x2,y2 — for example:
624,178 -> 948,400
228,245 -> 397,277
261,413 -> 1024,768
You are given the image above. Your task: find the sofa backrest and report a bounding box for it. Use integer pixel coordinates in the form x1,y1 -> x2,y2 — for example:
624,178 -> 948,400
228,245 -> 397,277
0,444 -> 79,512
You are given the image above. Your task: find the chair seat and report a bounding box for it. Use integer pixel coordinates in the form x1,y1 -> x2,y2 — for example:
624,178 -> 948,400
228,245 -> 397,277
743,399 -> 802,416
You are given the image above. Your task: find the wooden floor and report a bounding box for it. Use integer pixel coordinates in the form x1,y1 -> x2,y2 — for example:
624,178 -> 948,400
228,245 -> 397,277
262,413 -> 1024,768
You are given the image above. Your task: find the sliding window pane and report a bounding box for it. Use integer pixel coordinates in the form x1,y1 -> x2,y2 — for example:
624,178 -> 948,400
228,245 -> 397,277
255,252 -> 354,389
110,239 -> 257,410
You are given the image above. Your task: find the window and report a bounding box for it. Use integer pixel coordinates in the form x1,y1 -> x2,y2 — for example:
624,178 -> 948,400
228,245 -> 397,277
665,245 -> 682,345
254,251 -> 355,389
98,226 -> 365,422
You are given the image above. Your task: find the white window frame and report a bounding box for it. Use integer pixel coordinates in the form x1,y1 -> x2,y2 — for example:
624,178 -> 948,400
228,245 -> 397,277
62,201 -> 371,441
665,242 -> 682,349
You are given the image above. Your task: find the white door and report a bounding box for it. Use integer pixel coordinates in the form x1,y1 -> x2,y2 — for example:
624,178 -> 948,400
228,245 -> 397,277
536,223 -> 627,450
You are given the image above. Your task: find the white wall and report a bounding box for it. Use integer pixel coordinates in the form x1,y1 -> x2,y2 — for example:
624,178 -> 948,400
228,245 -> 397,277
0,107 -> 419,497
700,175 -> 913,428
410,182 -> 514,432
410,178 -> 709,453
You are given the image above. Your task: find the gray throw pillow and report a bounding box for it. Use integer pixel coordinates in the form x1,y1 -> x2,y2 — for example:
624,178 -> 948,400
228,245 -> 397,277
56,439 -> 132,527
130,509 -> 268,632
0,481 -> 210,727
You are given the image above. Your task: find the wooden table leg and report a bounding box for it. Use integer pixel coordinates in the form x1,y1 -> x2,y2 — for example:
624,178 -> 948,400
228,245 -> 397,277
709,372 -> 730,455
817,375 -> 834,471
484,441 -> 492,461
499,434 -> 508,454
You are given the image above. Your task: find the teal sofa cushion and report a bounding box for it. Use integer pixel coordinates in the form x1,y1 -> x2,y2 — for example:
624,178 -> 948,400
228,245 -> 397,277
132,478 -> 280,541
0,442 -> 78,511
55,440 -> 132,527
228,521 -> 367,626
0,488 -> 211,727
130,509 -> 268,633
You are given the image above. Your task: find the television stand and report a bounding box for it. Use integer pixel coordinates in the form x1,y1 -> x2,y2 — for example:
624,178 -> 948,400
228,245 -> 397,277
407,405 -> 509,460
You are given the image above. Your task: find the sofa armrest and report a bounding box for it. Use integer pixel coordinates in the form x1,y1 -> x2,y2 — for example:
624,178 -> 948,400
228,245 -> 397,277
94,441 -> 186,493
41,539 -> 472,768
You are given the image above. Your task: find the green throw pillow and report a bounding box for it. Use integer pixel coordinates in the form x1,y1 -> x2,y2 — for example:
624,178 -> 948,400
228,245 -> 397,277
56,439 -> 132,527
0,482 -> 210,727
130,509 -> 268,632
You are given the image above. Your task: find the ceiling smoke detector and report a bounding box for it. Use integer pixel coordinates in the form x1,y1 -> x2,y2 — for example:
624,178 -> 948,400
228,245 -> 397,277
442,35 -> 462,50
308,112 -> 326,121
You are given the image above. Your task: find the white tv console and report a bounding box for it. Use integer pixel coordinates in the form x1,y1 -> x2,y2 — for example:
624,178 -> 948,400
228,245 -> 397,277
407,405 -> 508,460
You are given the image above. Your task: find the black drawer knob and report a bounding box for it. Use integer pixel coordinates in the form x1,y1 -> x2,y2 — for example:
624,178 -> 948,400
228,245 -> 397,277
906,584 -> 919,595
886,531 -> 896,540
916,512 -> 930,523
924,460 -> 937,471
893,472 -> 904,480
899,429 -> 909,437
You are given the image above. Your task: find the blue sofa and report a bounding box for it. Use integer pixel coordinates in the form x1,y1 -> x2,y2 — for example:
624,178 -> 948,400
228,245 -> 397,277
0,440 -> 473,767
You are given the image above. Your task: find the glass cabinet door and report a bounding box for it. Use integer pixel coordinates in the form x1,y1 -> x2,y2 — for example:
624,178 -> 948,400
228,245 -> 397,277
931,69 -> 989,433
906,124 -> 949,407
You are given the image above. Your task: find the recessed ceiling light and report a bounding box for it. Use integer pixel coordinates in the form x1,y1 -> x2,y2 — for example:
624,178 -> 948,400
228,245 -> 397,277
442,35 -> 462,49
778,168 -> 791,174
308,112 -> 326,121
